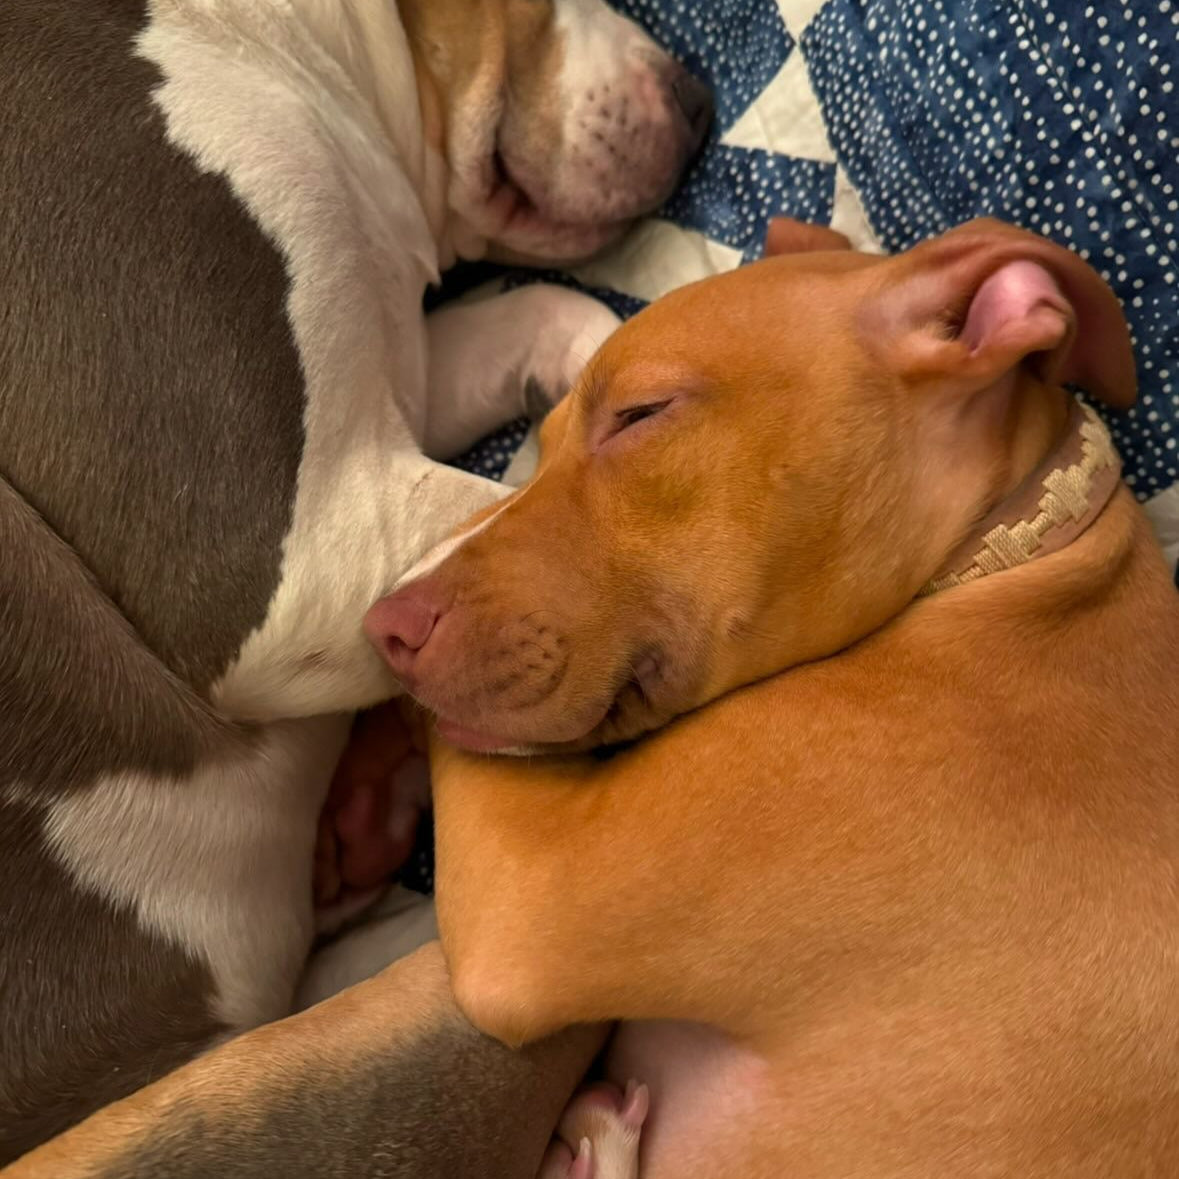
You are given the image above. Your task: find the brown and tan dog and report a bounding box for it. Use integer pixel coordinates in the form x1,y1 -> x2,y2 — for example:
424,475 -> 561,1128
1,0 -> 707,1166
360,218 -> 1179,1177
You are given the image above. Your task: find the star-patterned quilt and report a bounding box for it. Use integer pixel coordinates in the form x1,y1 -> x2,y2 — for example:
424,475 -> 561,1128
449,0 -> 1179,585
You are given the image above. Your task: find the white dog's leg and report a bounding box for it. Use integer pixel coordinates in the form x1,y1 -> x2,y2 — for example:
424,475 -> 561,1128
423,285 -> 621,460
296,886 -> 439,1009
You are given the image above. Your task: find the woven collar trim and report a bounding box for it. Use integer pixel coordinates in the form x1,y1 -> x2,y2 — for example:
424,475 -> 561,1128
919,399 -> 1121,598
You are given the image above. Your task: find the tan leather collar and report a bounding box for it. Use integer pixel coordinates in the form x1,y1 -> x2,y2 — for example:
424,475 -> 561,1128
919,399 -> 1122,598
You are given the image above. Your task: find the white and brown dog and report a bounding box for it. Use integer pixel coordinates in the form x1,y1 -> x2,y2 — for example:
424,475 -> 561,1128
0,0 -> 708,1164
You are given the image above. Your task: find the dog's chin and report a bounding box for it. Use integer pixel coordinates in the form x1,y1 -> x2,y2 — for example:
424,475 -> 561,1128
434,702 -> 609,757
474,151 -> 633,265
432,660 -> 675,757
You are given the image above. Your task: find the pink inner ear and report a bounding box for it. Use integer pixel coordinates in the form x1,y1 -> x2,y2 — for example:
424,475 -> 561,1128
960,260 -> 1073,363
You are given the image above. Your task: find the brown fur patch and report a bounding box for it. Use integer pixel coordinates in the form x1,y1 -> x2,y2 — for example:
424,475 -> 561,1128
0,801 -> 223,1165
0,0 -> 304,693
0,0 -> 286,1146
19,948 -> 607,1179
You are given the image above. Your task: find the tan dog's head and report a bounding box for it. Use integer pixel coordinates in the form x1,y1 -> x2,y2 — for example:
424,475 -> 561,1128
366,219 -> 1136,751
400,0 -> 711,262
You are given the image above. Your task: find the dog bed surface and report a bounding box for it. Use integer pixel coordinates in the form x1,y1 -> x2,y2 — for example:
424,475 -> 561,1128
452,0 -> 1179,584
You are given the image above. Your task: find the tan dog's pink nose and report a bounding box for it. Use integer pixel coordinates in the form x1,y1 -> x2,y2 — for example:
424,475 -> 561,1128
365,591 -> 440,683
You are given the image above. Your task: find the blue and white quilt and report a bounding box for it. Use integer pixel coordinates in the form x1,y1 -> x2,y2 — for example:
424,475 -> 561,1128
454,0 -> 1179,585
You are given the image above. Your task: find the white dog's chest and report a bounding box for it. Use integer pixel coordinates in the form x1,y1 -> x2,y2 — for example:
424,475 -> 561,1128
138,4 -> 459,720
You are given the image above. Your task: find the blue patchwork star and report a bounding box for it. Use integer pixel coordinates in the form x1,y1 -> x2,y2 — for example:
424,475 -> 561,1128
612,0 -> 794,134
616,0 -> 836,261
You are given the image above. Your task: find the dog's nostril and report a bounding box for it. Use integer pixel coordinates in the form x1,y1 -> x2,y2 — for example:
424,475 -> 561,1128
381,634 -> 416,675
671,71 -> 714,141
364,595 -> 440,678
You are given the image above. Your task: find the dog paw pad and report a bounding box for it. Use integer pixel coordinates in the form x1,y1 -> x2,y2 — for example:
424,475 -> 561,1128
538,1081 -> 648,1178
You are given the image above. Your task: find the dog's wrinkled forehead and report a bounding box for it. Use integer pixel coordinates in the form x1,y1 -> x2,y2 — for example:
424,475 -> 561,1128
404,0 -> 560,75
503,0 -> 561,64
407,0 -> 640,92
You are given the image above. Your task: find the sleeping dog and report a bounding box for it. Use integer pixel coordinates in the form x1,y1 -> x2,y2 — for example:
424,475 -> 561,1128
0,0 -> 708,1161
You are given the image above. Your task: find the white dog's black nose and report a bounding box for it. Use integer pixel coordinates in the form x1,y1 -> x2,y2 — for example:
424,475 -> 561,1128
671,69 -> 714,146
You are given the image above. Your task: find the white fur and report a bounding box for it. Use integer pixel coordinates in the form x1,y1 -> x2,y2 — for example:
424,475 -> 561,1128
10,715 -> 349,1030
423,285 -> 620,460
553,0 -> 649,115
139,2 -> 510,724
297,886 -> 439,1010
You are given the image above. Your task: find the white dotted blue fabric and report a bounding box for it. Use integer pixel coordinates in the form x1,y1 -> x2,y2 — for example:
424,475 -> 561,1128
450,0 -> 1179,586
805,0 -> 1179,505
618,0 -> 834,259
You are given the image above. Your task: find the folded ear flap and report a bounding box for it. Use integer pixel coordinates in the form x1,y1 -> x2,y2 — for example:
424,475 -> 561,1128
764,217 -> 852,257
865,218 -> 1137,409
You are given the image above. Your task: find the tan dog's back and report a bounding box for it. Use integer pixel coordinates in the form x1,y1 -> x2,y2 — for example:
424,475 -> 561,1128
616,493 -> 1179,1176
428,496 -> 1179,1175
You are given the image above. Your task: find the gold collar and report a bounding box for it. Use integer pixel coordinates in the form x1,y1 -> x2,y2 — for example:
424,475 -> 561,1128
920,399 -> 1122,598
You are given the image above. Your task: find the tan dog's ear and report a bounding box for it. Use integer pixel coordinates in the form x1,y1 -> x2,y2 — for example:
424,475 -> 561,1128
867,218 -> 1137,408
764,217 -> 852,256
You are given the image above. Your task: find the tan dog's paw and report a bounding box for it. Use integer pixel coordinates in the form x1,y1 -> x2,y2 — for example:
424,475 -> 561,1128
538,1080 -> 649,1179
313,701 -> 430,928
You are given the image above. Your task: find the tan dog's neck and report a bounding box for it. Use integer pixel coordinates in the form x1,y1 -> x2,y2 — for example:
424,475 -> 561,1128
921,395 -> 1122,596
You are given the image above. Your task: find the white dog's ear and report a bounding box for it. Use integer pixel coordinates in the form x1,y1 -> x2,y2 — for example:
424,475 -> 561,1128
864,218 -> 1137,409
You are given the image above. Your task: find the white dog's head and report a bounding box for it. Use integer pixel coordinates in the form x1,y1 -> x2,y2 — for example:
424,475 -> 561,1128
401,0 -> 712,263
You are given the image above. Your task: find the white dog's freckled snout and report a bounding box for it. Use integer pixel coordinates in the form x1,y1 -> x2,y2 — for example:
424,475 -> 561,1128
476,0 -> 711,257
